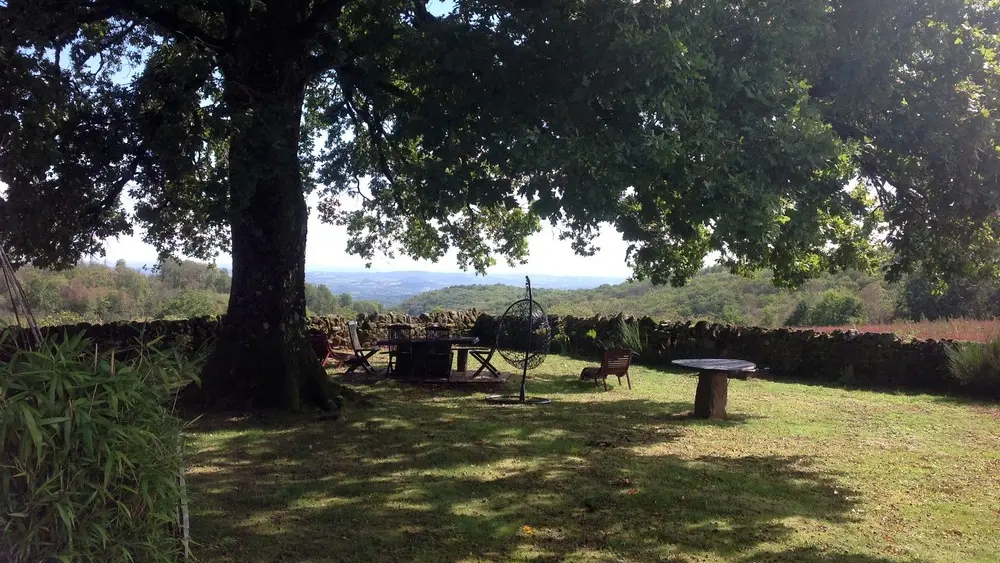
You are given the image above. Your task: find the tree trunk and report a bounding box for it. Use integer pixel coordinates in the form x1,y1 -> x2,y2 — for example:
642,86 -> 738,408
189,58 -> 333,412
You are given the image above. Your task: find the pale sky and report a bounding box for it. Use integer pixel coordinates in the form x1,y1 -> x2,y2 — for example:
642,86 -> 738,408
102,193 -> 636,277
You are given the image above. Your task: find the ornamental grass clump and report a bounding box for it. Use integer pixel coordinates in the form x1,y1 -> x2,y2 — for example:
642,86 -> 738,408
1,330 -> 199,562
946,337 -> 1000,399
616,317 -> 647,355
595,317 -> 648,356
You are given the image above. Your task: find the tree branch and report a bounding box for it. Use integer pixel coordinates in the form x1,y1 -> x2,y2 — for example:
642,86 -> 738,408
303,0 -> 349,31
305,48 -> 352,76
412,0 -> 438,27
301,0 -> 351,75
124,1 -> 229,53
344,97 -> 398,188
74,3 -> 119,25
372,77 -> 419,106
85,152 -> 145,218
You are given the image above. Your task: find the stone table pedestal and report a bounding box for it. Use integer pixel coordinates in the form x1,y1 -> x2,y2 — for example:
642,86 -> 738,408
671,359 -> 756,420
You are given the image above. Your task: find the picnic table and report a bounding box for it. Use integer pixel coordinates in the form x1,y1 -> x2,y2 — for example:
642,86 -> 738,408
671,358 -> 756,420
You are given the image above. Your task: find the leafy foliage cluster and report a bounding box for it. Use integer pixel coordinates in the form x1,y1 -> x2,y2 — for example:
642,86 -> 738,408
783,289 -> 868,327
2,0 -> 999,287
0,332 -> 198,562
901,272 -> 1000,321
7,259 -> 231,323
1,259 -> 379,324
303,283 -> 383,317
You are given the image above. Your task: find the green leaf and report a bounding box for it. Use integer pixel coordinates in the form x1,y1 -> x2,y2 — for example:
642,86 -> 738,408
103,453 -> 115,488
38,417 -> 71,426
55,503 -> 74,533
20,405 -> 44,455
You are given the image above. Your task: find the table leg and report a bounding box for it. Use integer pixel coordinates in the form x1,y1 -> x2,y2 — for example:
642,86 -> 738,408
693,371 -> 728,419
457,349 -> 469,372
470,350 -> 500,377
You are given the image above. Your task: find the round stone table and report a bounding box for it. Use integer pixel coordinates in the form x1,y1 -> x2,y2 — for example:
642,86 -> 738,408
671,359 -> 756,420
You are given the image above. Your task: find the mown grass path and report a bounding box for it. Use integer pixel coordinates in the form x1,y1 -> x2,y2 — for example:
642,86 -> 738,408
185,357 -> 1000,562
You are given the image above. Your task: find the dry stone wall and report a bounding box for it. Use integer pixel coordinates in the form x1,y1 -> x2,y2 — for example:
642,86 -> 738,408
489,314 -> 960,395
5,309 -> 970,396
6,310 -> 483,357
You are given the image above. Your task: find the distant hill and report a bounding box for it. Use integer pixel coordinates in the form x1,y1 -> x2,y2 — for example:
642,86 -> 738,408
303,270 -> 625,305
394,268 -> 898,327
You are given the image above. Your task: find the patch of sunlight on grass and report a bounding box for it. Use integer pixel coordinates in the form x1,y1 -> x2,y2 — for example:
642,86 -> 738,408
287,494 -> 355,510
184,354 -> 1000,563
349,417 -> 416,431
509,543 -> 557,560
366,454 -> 407,465
198,427 -> 303,443
450,498 -> 495,517
381,500 -> 435,512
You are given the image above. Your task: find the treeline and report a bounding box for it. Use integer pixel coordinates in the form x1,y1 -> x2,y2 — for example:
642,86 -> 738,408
395,266 -> 1000,327
8,260 -> 997,328
2,259 -> 382,325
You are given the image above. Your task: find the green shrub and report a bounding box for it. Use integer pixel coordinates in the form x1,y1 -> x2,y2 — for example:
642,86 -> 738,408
946,338 -> 1000,399
784,290 -> 867,327
37,310 -> 93,327
784,301 -> 811,326
0,331 -> 198,562
809,289 -> 867,326
155,289 -> 227,320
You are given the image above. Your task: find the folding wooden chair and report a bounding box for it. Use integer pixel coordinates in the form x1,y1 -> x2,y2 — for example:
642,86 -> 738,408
580,348 -> 633,391
344,320 -> 380,375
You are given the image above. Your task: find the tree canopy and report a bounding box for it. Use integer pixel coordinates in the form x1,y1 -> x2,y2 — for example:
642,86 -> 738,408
2,0 -> 999,409
2,1 -> 998,285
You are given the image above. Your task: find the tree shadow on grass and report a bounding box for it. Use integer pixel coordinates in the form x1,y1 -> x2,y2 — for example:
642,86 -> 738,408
735,546 -> 917,563
182,391 -> 909,562
743,368 -> 979,405
525,372 -> 639,395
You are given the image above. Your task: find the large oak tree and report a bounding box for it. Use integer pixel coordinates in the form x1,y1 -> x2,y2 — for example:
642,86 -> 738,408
2,0 -> 999,410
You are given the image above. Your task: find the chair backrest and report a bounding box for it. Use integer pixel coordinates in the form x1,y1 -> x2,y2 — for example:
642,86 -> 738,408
348,321 -> 363,352
389,324 -> 413,352
307,329 -> 330,358
602,348 -> 632,375
426,325 -> 450,340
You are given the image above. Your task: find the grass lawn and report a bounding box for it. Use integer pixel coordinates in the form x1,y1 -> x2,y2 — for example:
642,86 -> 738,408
184,356 -> 1000,562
